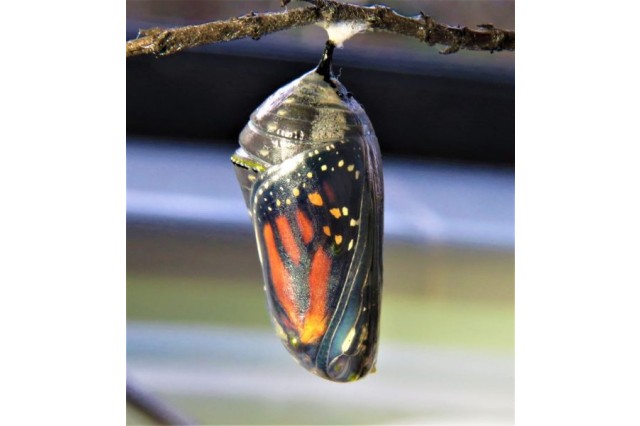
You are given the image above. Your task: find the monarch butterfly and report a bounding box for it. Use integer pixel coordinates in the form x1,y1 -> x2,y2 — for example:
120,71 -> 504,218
231,41 -> 383,382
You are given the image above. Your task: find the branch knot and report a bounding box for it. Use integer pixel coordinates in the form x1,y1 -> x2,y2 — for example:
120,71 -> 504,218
418,12 -> 437,46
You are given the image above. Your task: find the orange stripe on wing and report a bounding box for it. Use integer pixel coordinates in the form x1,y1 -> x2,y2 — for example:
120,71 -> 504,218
275,215 -> 301,265
322,181 -> 336,204
296,209 -> 314,245
300,247 -> 331,344
263,223 -> 300,328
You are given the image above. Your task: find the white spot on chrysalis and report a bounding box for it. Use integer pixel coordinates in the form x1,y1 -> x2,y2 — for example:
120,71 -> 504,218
341,327 -> 357,352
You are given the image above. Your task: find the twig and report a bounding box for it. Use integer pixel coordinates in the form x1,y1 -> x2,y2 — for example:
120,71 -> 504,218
126,0 -> 514,58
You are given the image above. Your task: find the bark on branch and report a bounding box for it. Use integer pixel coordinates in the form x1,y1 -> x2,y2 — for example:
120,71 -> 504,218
126,0 -> 514,58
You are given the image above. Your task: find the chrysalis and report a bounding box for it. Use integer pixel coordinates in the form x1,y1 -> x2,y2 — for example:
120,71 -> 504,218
231,41 -> 383,382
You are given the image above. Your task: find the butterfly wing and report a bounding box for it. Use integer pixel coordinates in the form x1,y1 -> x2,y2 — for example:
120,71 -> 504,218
250,135 -> 382,382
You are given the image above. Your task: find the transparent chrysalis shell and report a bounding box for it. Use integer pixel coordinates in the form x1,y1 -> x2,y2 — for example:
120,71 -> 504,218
231,42 -> 383,382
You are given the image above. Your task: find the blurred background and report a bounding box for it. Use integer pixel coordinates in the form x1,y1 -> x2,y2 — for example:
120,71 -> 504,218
126,1 -> 514,424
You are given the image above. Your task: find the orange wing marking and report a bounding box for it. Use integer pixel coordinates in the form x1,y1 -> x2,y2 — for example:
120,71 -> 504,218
308,192 -> 324,206
296,209 -> 314,245
275,215 -> 301,265
263,223 -> 300,328
322,181 -> 336,203
300,247 -> 331,344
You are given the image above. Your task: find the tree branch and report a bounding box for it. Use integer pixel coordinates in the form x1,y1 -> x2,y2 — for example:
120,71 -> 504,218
126,0 -> 514,58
